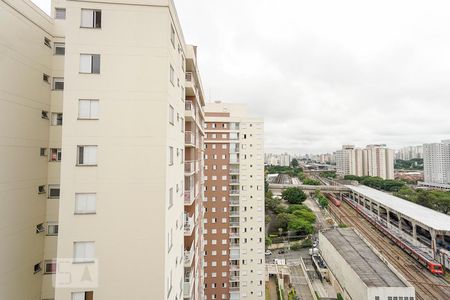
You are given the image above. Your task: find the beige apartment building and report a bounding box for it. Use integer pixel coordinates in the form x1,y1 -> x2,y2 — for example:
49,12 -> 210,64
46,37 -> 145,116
0,0 -> 204,299
336,144 -> 394,179
203,102 -> 265,300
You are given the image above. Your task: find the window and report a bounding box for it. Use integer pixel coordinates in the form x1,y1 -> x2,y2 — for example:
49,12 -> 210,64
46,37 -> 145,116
47,223 -> 59,236
77,146 -> 97,166
54,42 -> 65,55
169,105 -> 174,124
169,146 -> 173,165
74,241 -> 95,263
48,185 -> 60,198
78,99 -> 99,119
41,110 -> 49,119
51,113 -> 63,125
43,73 -> 50,83
170,25 -> 175,47
170,65 -> 174,85
34,262 -> 42,274
40,148 -> 47,156
53,77 -> 64,90
36,223 -> 45,233
72,291 -> 94,300
38,185 -> 46,194
44,37 -> 51,48
75,193 -> 96,214
55,8 -> 66,19
44,260 -> 56,274
80,54 -> 101,74
50,148 -> 62,162
81,9 -> 101,28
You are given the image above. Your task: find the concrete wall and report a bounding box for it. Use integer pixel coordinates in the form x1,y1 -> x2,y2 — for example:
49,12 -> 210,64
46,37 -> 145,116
0,1 -> 54,299
55,0 -> 186,299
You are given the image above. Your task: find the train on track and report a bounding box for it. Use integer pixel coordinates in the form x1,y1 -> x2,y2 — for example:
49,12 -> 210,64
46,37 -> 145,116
339,195 -> 444,275
324,193 -> 341,207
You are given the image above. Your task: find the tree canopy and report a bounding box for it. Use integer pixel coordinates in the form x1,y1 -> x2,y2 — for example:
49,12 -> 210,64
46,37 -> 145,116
282,187 -> 307,204
291,158 -> 299,168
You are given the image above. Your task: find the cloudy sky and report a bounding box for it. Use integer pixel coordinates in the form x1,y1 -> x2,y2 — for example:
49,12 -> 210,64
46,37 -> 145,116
33,0 -> 450,154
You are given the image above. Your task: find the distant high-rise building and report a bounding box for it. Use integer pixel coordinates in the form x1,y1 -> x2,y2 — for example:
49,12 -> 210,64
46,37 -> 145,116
279,153 -> 291,166
396,145 -> 423,160
423,140 -> 450,185
203,102 -> 265,300
335,144 -> 394,179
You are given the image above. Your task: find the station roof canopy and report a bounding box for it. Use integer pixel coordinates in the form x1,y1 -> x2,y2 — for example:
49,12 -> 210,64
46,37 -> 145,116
346,185 -> 450,232
322,228 -> 407,288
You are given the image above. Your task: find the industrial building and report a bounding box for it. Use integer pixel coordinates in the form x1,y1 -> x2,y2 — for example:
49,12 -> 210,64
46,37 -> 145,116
319,228 -> 415,300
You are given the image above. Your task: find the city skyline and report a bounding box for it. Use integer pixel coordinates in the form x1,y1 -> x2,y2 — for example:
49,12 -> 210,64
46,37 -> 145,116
32,0 -> 450,153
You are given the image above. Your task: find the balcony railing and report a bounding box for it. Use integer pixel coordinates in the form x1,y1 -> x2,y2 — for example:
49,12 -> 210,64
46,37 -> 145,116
230,231 -> 239,237
230,189 -> 240,196
229,168 -> 239,174
185,131 -> 195,145
229,157 -> 239,164
230,221 -> 240,227
184,240 -> 195,267
184,189 -> 194,205
185,161 -> 195,174
184,214 -> 195,236
230,199 -> 239,206
183,270 -> 194,298
230,179 -> 239,184
186,72 -> 193,82
230,210 -> 239,216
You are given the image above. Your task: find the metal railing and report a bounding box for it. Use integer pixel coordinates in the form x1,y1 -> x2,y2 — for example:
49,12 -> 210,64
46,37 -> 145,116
230,189 -> 240,195
184,214 -> 195,236
185,72 -> 193,82
184,189 -> 194,205
185,161 -> 195,173
185,131 -> 195,145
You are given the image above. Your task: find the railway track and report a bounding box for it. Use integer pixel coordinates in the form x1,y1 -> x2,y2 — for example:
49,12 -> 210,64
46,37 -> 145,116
328,201 -> 450,300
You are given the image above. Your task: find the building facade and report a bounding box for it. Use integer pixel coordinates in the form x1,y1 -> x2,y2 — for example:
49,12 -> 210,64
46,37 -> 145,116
395,145 -> 423,161
423,140 -> 450,185
203,102 -> 265,300
335,144 -> 394,179
1,0 -> 205,299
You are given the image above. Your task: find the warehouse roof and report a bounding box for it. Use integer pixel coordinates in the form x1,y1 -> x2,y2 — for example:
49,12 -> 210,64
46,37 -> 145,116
346,185 -> 450,232
322,228 -> 406,288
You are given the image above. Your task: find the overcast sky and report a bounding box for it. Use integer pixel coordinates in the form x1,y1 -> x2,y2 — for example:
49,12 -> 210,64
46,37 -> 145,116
33,0 -> 450,154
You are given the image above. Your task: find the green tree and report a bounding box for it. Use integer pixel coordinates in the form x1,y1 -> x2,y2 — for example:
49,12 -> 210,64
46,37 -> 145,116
274,213 -> 292,231
288,218 -> 314,234
265,197 -> 280,212
303,178 -> 321,185
282,187 -> 307,204
292,209 -> 316,223
320,171 -> 337,179
286,204 -> 307,213
265,236 -> 273,247
291,158 -> 299,168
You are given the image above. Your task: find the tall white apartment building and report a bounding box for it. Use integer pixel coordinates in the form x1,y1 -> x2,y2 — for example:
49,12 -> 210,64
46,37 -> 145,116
1,0 -> 205,299
365,144 -> 394,180
335,144 -> 394,179
423,140 -> 450,185
279,153 -> 291,167
396,145 -> 423,160
203,102 -> 265,300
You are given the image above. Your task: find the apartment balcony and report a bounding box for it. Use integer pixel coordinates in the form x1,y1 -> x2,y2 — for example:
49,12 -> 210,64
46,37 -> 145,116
230,221 -> 240,227
184,214 -> 195,236
230,210 -> 239,217
230,231 -> 239,238
183,270 -> 194,299
230,179 -> 239,185
230,264 -> 240,271
184,189 -> 195,205
230,189 -> 240,196
230,200 -> 239,206
230,275 -> 240,282
229,168 -> 239,174
184,240 -> 195,268
185,131 -> 195,147
229,158 -> 240,164
185,160 -> 196,175
185,100 -> 196,121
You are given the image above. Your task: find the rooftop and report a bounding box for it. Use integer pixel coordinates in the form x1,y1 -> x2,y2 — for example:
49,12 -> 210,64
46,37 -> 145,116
346,184 -> 450,232
322,228 -> 406,288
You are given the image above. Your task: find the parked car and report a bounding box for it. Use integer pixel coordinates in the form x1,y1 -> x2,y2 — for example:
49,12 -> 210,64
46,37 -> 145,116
277,249 -> 286,254
265,250 -> 272,256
